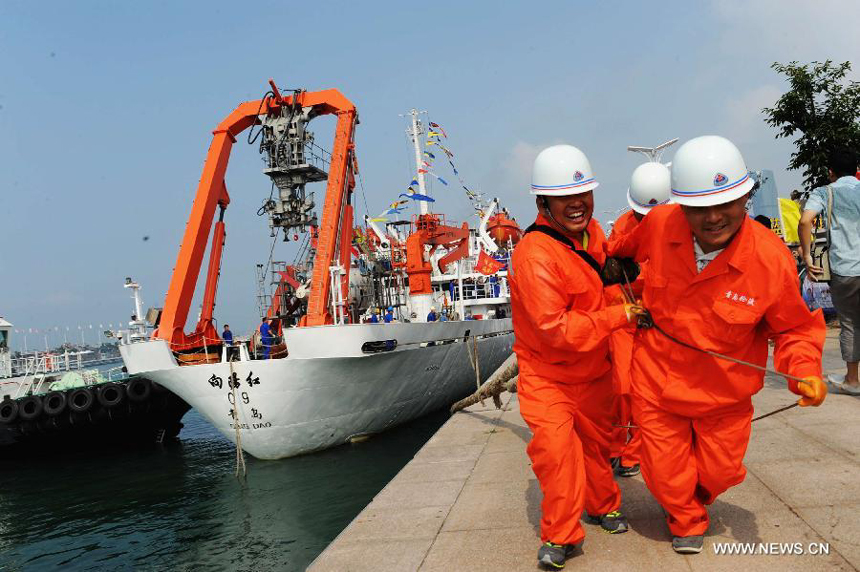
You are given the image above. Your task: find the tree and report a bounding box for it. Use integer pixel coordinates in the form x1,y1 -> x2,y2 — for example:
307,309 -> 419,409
763,60 -> 860,190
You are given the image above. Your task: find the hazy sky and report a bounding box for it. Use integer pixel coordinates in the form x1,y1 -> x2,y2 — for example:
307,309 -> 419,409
1,0 -> 858,348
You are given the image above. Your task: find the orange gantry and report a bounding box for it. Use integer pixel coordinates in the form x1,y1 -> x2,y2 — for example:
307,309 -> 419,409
155,82 -> 357,350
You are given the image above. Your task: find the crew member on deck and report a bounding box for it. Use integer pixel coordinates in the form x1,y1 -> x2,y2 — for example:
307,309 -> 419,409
222,324 -> 235,361
259,318 -> 273,359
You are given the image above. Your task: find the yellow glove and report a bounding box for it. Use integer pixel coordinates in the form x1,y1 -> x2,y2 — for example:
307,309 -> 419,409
624,302 -> 647,323
797,376 -> 827,407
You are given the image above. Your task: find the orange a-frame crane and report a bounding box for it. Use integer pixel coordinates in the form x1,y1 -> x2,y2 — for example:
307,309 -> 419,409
155,81 -> 357,350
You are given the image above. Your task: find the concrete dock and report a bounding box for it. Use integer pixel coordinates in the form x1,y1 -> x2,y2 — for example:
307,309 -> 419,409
310,329 -> 859,571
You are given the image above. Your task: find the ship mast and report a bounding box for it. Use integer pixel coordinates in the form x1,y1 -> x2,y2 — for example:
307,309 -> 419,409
406,109 -> 430,215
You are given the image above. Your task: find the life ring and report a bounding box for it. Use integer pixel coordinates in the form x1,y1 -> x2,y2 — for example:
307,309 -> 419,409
18,395 -> 44,421
0,398 -> 18,424
43,391 -> 68,417
126,378 -> 152,403
97,383 -> 126,409
68,388 -> 94,413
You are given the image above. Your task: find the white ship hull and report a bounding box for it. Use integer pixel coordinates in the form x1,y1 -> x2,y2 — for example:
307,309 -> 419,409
120,320 -> 513,460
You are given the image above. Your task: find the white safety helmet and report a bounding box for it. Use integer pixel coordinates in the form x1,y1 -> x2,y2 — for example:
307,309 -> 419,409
627,162 -> 672,214
671,136 -> 755,207
531,145 -> 599,196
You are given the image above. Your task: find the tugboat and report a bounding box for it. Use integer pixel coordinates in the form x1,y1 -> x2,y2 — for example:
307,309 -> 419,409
119,81 -> 519,460
0,287 -> 190,452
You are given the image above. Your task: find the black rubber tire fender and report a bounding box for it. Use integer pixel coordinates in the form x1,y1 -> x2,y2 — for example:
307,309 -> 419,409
97,383 -> 126,409
0,398 -> 18,424
43,391 -> 68,417
18,395 -> 43,421
68,388 -> 95,414
126,378 -> 152,403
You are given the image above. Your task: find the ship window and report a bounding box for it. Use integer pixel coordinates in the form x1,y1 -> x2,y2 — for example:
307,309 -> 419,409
0,330 -> 7,350
361,340 -> 397,354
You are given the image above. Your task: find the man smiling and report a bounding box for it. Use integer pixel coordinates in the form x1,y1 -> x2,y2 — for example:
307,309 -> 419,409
511,145 -> 644,569
608,135 -> 827,555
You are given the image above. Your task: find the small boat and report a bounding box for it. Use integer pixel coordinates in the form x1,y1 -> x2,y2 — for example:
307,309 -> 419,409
0,314 -> 190,452
120,81 -> 519,460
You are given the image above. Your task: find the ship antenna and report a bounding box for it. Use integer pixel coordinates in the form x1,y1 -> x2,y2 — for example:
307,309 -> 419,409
403,109 -> 430,215
627,137 -> 679,163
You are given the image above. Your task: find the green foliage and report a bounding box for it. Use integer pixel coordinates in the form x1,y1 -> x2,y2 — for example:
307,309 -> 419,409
763,60 -> 860,190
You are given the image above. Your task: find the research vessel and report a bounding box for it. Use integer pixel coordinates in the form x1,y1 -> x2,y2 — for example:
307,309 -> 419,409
119,81 -> 520,460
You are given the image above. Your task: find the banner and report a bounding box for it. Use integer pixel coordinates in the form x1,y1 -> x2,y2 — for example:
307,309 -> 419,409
475,249 -> 504,275
400,192 -> 435,202
779,198 -> 801,243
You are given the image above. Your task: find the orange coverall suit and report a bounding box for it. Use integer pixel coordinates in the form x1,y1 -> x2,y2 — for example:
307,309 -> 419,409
511,214 -> 630,545
608,205 -> 825,537
607,210 -> 643,467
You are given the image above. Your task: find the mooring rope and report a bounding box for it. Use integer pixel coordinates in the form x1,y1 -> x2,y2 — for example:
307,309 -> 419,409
228,360 -> 247,479
464,332 -> 483,405
616,267 -> 811,424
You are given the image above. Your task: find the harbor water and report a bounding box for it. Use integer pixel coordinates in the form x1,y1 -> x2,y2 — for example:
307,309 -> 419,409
0,406 -> 449,571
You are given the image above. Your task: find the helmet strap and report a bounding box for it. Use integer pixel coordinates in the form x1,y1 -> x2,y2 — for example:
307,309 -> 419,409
540,196 -> 566,233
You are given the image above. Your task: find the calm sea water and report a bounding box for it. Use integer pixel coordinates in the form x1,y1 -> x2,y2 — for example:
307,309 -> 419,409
0,404 -> 449,571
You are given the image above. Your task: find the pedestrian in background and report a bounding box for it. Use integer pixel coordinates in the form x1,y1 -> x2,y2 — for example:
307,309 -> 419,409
799,148 -> 860,394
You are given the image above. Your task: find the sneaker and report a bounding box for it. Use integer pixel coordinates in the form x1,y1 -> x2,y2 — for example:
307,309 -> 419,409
585,510 -> 629,533
672,535 -> 704,554
827,374 -> 860,395
537,542 -> 578,569
615,463 -> 640,478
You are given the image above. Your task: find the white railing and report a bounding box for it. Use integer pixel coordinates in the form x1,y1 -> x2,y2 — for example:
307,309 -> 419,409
13,354 -> 49,398
459,277 -> 510,301
8,351 -> 120,378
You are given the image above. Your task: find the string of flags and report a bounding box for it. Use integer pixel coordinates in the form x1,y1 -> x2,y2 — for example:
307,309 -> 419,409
372,118 -> 487,222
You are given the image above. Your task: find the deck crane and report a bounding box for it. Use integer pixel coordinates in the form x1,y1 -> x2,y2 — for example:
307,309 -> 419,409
155,80 -> 358,351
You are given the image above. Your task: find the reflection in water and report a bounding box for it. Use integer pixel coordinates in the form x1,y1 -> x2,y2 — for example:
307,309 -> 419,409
0,408 -> 449,570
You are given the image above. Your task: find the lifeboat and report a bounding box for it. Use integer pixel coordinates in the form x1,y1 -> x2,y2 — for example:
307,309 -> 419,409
486,211 -> 522,248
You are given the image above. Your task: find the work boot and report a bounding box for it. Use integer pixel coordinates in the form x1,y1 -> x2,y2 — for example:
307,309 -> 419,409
672,535 -> 704,554
585,510 -> 629,533
537,542 -> 580,569
615,463 -> 640,478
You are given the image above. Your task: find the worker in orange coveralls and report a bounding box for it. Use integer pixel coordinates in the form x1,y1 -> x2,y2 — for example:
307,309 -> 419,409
608,136 -> 827,555
607,161 -> 673,478
511,144 -> 645,570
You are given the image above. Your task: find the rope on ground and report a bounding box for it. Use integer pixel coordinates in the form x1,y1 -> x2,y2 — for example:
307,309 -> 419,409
451,353 -> 518,414
751,402 -> 799,422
